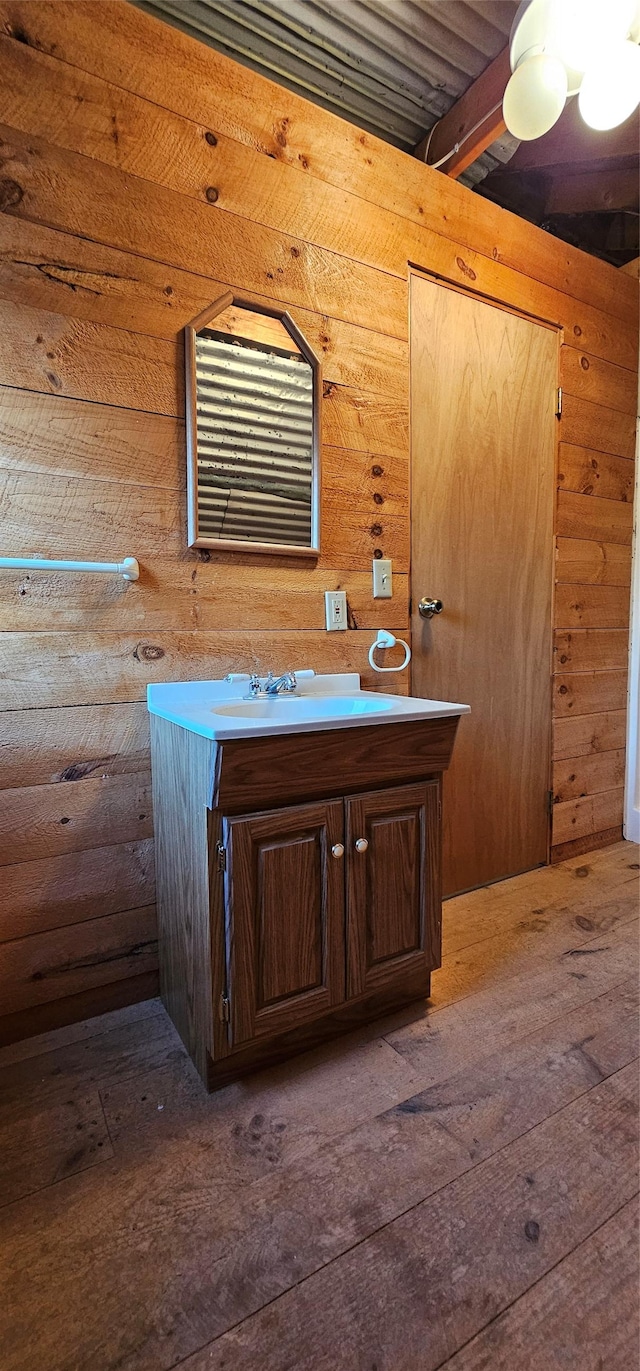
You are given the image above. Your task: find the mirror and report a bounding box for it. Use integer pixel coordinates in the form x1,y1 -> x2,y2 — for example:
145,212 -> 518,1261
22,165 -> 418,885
185,293 -> 321,555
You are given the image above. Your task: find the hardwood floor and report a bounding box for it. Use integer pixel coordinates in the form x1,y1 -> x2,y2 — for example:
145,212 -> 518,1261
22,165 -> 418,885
0,840 -> 637,1371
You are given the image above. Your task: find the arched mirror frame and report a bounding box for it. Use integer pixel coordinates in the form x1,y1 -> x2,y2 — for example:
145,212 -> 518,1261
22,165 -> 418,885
185,290 -> 322,556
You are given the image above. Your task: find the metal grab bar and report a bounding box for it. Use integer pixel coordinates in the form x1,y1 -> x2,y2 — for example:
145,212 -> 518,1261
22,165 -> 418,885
0,556 -> 140,581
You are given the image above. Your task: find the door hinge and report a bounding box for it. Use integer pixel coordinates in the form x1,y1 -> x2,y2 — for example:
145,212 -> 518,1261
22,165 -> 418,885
219,993 -> 230,1023
548,788 -> 555,818
216,842 -> 226,873
555,386 -> 563,419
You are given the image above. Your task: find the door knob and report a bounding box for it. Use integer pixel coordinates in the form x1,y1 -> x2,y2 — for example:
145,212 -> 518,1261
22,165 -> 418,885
331,843 -> 344,859
418,597 -> 444,620
355,838 -> 369,853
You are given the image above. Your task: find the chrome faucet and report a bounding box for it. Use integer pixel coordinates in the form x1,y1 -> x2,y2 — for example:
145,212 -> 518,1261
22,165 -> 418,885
244,671 -> 298,698
264,671 -> 298,695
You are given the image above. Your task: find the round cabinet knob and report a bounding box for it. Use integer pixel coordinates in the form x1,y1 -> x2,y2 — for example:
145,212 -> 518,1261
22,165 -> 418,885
355,838 -> 369,854
418,597 -> 444,620
331,843 -> 345,859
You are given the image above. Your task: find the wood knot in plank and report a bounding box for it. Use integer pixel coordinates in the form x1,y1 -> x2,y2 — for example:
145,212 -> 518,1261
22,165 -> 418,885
274,118 -> 289,149
59,760 -> 107,782
134,642 -> 165,662
456,256 -> 476,281
7,23 -> 36,46
0,178 -> 24,212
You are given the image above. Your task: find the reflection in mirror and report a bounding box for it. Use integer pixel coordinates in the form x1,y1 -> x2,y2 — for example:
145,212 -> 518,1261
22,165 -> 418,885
186,298 -> 320,555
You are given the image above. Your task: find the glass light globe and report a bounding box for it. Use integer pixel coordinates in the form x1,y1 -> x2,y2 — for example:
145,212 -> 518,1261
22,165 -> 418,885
578,39 -> 640,128
549,0 -> 635,75
503,53 -> 568,139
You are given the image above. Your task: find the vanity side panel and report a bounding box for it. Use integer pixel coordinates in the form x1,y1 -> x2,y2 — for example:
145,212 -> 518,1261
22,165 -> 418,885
149,714 -> 214,1080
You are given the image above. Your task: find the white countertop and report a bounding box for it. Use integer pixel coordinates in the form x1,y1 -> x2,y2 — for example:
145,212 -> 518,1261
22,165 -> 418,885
147,673 -> 470,742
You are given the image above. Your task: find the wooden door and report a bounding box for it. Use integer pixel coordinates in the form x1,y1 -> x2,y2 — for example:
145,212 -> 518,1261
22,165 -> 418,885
223,800 -> 345,1044
410,273 -> 557,896
346,782 -> 440,999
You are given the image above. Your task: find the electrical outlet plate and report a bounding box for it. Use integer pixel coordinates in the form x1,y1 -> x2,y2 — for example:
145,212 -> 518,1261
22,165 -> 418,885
372,558 -> 392,598
325,590 -> 347,631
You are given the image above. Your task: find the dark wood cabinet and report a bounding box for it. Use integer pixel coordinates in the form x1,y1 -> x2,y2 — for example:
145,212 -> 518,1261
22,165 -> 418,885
150,713 -> 460,1091
223,801 -> 345,1044
220,784 -> 440,1049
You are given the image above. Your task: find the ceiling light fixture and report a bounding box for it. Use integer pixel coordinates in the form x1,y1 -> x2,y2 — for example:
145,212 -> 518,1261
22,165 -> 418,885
503,0 -> 640,140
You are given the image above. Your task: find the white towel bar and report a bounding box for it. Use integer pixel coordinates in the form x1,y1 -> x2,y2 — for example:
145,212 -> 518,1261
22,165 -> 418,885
0,556 -> 140,581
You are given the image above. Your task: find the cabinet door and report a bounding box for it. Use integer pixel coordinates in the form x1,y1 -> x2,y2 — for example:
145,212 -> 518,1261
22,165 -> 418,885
223,800 -> 345,1045
346,781 -> 441,999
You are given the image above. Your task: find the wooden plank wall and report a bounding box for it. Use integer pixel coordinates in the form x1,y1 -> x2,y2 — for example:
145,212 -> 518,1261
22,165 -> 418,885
0,0 -> 636,1043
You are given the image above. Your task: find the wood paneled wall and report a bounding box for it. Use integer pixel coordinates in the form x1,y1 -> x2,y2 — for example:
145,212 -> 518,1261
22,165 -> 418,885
0,0 -> 636,1043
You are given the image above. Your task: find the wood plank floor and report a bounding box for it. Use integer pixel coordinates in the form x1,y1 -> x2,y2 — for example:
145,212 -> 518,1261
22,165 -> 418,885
0,840 -> 638,1371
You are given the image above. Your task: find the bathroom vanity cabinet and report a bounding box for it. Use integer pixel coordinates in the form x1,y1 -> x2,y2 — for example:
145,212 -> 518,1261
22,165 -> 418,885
150,710 -> 461,1090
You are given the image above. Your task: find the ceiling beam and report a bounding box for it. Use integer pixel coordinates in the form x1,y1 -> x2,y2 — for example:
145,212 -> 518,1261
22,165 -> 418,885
480,159 -> 638,215
504,99 -> 639,173
414,47 -> 510,178
544,165 -> 639,215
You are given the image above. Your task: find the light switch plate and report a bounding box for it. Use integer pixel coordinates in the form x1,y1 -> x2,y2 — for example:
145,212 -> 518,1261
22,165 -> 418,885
325,590 -> 348,631
372,558 -> 392,598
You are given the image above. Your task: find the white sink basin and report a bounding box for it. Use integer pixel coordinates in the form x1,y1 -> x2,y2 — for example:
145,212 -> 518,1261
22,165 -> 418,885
212,695 -> 394,720
147,673 -> 470,741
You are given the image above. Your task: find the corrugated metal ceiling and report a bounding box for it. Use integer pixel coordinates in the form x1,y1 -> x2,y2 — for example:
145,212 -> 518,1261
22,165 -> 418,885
134,0 -> 520,183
